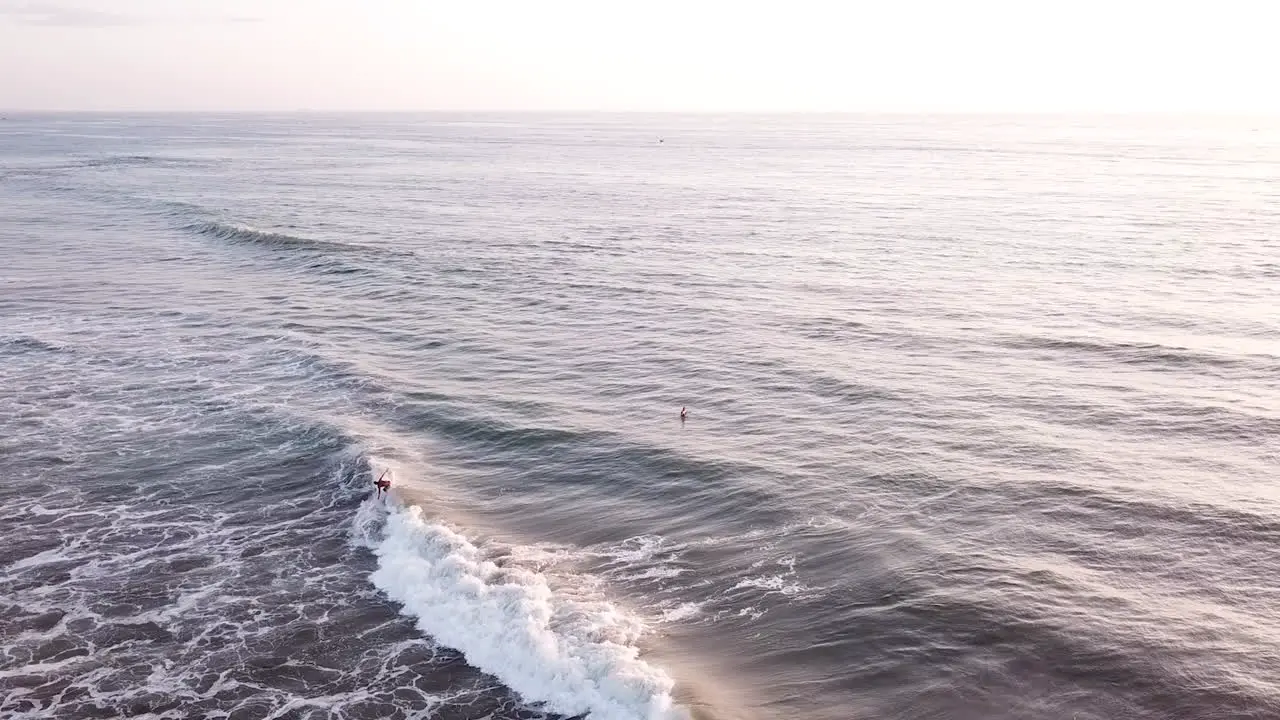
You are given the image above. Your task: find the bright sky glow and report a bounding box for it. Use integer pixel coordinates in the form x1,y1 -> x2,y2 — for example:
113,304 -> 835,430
1,0 -> 1278,112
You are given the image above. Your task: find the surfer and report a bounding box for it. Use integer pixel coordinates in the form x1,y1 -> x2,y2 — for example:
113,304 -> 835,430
680,406 -> 687,421
374,469 -> 391,498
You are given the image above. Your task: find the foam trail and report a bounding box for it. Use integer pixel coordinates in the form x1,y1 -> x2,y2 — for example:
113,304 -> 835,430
360,497 -> 687,720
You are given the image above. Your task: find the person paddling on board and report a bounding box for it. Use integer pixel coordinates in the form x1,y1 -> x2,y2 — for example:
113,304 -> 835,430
374,469 -> 391,498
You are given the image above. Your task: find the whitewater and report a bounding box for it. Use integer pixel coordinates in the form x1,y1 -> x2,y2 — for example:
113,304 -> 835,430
353,473 -> 685,720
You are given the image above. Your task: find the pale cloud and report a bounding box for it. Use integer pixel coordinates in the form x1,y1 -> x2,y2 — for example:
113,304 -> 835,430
0,1 -> 136,27
0,1 -> 262,27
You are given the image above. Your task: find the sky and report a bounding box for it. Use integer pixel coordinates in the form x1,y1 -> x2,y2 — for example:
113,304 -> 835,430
1,0 -> 1278,112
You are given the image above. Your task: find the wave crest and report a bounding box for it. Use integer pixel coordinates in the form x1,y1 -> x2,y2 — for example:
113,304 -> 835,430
361,499 -> 687,720
998,334 -> 1268,371
183,221 -> 359,254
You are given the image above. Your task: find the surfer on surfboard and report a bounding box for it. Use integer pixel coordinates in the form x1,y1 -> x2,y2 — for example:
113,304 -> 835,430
374,469 -> 391,498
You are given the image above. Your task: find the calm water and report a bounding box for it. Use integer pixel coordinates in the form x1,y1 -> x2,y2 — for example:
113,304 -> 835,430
2,114 -> 1278,720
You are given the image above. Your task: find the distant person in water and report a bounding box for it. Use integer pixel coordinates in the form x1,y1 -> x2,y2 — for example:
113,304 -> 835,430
374,469 -> 391,498
680,407 -> 687,421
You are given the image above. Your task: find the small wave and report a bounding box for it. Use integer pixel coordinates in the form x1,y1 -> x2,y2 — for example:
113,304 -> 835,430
1010,391 -> 1280,444
998,334 -> 1265,371
184,220 -> 364,255
80,154 -> 210,170
0,336 -> 70,355
81,154 -> 162,168
182,220 -> 416,279
404,407 -> 609,455
99,154 -> 225,169
792,315 -> 878,343
361,499 -> 687,720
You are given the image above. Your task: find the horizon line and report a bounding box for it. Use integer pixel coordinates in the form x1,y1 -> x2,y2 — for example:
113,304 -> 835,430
4,109 -> 1280,117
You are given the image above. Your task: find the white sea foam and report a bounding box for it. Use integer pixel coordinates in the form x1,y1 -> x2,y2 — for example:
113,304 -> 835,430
598,535 -> 671,565
660,602 -> 703,623
730,574 -> 810,597
363,499 -> 688,720
619,566 -> 688,582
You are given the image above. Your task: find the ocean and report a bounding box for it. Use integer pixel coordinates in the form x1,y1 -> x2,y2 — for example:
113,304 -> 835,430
1,113 -> 1277,720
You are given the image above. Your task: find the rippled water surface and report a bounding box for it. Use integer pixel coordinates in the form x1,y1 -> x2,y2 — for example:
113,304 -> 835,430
2,114 -> 1279,720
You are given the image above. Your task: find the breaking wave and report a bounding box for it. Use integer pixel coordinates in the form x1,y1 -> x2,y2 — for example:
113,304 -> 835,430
352,492 -> 687,720
183,221 -> 365,254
